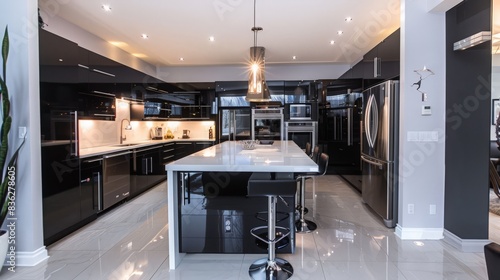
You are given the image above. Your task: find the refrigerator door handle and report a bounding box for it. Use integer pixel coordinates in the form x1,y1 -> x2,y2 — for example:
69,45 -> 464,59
361,155 -> 383,169
371,95 -> 379,147
364,95 -> 373,148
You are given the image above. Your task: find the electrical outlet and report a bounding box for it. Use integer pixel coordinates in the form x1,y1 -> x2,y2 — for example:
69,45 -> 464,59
430,204 -> 436,215
224,217 -> 231,232
408,204 -> 415,214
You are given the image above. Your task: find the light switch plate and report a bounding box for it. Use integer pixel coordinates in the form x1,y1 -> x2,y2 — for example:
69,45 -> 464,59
422,105 -> 432,116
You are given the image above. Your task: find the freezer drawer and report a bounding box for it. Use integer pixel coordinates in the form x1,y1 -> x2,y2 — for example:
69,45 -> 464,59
361,155 -> 397,227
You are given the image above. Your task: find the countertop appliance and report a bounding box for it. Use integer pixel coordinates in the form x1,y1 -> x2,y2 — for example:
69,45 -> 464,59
151,126 -> 163,140
361,80 -> 399,228
182,129 -> 191,139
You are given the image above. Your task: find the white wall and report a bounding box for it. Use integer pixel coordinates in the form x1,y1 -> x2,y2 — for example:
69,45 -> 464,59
0,0 -> 48,266
397,0 -> 447,239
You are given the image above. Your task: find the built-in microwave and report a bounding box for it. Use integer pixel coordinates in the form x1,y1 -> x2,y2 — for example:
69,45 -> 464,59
289,104 -> 312,120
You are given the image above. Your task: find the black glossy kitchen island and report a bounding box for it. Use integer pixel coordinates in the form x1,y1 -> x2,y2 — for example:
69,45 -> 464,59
166,141 -> 318,269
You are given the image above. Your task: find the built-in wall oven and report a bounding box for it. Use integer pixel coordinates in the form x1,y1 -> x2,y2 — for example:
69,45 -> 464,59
285,121 -> 318,151
251,108 -> 284,141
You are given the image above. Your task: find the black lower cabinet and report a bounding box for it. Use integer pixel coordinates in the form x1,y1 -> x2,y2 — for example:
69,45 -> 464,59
179,172 -> 295,254
130,145 -> 165,198
80,157 -> 102,220
42,145 -> 98,245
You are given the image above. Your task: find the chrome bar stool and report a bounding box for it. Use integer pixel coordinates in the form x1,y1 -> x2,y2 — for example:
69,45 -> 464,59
296,153 -> 329,233
296,145 -> 321,217
247,179 -> 297,280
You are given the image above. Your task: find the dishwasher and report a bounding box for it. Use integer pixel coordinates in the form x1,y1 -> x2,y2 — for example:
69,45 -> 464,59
102,151 -> 131,211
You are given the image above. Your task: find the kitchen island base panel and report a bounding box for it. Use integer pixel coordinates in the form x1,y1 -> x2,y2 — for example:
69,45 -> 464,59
179,172 -> 295,254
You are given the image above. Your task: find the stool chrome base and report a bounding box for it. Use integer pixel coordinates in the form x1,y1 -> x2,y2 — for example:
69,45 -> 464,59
249,258 -> 294,280
296,219 -> 317,233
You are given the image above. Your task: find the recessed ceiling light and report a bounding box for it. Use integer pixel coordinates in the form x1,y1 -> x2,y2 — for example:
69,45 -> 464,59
337,30 -> 344,35
58,58 -> 63,62
292,56 -> 297,60
209,36 -> 215,42
330,40 -> 335,45
109,41 -> 129,47
102,5 -> 112,12
132,53 -> 148,58
141,34 -> 149,39
345,17 -> 353,22
179,57 -> 184,61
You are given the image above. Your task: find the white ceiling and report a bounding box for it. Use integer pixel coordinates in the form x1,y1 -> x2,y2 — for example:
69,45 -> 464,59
41,0 -> 400,67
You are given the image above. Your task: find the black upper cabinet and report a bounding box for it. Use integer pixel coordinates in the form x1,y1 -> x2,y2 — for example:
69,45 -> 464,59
77,48 -> 117,120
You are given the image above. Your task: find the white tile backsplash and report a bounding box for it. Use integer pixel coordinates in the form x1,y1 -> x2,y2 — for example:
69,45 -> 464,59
79,99 -> 215,149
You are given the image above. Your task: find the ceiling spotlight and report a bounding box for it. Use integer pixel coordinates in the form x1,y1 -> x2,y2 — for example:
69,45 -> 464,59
345,17 -> 353,22
141,34 -> 149,39
179,57 -> 184,61
58,58 -> 63,62
292,56 -> 297,60
102,5 -> 112,12
330,40 -> 335,45
337,30 -> 344,35
209,36 -> 215,42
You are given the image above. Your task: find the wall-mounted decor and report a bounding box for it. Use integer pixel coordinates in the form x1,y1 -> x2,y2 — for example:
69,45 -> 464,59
492,99 -> 500,125
412,66 -> 435,101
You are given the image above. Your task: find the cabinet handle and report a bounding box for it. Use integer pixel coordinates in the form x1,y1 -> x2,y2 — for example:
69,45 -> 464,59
104,151 -> 132,158
93,113 -> 116,117
136,146 -> 161,153
78,64 -> 89,69
149,157 -> 153,173
97,172 -> 101,211
91,68 -> 116,77
91,90 -> 115,97
83,158 -> 103,163
123,192 -> 130,197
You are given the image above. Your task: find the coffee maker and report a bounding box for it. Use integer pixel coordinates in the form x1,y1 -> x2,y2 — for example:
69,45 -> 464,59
182,130 -> 190,139
151,126 -> 163,140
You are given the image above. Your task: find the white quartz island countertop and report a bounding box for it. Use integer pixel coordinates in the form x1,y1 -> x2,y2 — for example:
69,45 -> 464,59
165,140 -> 319,173
165,140 -> 318,270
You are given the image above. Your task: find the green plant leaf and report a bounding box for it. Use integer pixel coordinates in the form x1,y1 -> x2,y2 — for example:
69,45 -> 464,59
0,137 -> 25,224
2,27 -> 8,82
0,116 -> 12,180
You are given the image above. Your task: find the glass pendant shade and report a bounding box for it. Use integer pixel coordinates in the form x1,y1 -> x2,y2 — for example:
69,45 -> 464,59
246,46 -> 270,101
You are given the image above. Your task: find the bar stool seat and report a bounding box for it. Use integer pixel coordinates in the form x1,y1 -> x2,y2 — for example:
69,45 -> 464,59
247,179 -> 297,280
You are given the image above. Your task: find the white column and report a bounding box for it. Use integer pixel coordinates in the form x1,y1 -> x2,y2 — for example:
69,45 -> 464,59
0,0 -> 48,266
397,0 -> 447,239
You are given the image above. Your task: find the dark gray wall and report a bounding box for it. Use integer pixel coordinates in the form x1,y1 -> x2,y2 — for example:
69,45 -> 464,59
445,0 -> 491,239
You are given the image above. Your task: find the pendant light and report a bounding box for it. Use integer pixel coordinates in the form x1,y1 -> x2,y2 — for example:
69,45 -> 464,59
246,0 -> 270,102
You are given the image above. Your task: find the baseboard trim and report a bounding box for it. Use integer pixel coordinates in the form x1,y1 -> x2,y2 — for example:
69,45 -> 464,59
395,225 -> 444,240
3,246 -> 48,267
443,229 -> 490,253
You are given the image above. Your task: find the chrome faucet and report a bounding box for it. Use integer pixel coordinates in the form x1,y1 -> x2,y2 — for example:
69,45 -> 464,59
120,119 -> 132,144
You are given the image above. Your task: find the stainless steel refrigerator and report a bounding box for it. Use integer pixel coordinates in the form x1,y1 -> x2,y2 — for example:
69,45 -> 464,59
361,80 -> 399,228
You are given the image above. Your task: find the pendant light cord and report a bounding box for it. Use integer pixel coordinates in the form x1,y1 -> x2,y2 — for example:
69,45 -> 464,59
254,0 -> 257,47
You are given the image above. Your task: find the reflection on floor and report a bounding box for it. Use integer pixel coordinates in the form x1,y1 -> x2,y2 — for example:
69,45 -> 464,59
0,175 -> 489,279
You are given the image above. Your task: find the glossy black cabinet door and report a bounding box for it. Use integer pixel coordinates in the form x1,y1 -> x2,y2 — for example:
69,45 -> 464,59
80,157 -> 102,220
41,145 -> 81,245
130,146 -> 165,198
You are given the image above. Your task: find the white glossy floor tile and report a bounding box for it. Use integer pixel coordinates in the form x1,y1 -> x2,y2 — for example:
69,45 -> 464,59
0,177 -> 493,280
